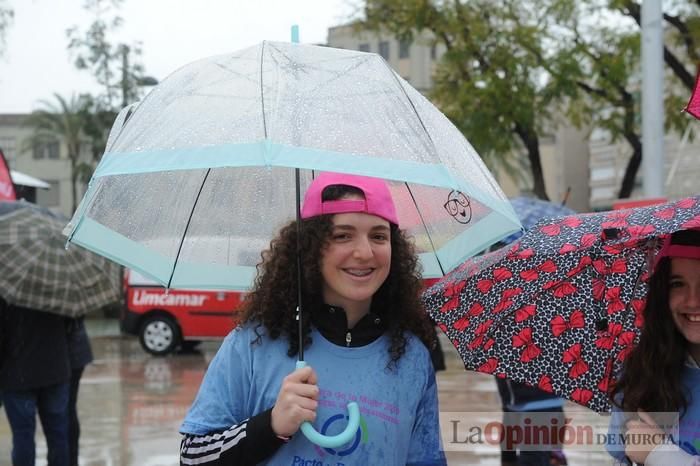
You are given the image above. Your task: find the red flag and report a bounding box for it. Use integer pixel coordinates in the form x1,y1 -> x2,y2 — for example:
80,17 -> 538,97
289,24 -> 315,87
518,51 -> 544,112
684,68 -> 700,120
0,148 -> 16,201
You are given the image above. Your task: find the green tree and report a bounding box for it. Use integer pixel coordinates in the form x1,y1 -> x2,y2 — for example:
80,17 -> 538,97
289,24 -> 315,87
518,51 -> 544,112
0,0 -> 13,57
366,0 -> 699,200
612,0 -> 700,90
538,0 -> 695,198
561,24 -> 643,199
23,94 -> 94,213
66,0 -> 147,110
65,0 -> 153,177
364,0 -> 562,200
77,94 -> 121,168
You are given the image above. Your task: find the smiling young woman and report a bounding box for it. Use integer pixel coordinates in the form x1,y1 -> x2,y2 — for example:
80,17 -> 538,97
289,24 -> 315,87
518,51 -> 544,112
608,229 -> 700,466
178,172 -> 446,466
319,207 -> 392,327
669,257 -> 700,357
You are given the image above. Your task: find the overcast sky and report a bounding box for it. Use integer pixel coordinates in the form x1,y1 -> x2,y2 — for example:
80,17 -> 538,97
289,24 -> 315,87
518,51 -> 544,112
0,0 -> 357,113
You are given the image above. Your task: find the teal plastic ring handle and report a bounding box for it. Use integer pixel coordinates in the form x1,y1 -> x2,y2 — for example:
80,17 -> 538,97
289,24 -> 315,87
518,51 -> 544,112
295,360 -> 361,448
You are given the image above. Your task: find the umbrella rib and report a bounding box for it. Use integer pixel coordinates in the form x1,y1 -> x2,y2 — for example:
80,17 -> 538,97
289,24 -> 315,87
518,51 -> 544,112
404,182 -> 445,276
379,58 -> 439,161
624,240 -> 653,313
107,104 -> 137,150
260,41 -> 268,138
2,245 -> 46,294
269,42 -> 377,97
268,43 -> 416,116
167,168 -> 212,289
212,62 -> 262,87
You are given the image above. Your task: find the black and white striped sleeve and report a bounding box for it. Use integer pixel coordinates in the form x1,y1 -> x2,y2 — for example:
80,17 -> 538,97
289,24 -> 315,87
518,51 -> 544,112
180,408 -> 286,466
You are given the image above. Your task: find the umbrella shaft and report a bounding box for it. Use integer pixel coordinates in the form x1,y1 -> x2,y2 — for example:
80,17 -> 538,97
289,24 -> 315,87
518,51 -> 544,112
295,168 -> 304,361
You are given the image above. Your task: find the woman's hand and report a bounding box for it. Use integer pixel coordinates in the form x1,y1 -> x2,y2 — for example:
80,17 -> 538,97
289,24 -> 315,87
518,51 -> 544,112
624,410 -> 666,464
271,365 -> 319,438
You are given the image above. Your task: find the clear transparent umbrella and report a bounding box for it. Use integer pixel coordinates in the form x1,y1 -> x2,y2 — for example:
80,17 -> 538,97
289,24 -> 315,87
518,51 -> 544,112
65,41 -> 520,291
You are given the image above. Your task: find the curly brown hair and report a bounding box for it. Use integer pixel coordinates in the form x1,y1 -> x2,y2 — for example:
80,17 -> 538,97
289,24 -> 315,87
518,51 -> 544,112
237,186 -> 436,368
610,229 -> 700,415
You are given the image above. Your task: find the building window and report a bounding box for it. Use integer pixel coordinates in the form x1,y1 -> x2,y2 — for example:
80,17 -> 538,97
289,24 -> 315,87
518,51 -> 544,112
359,43 -> 370,52
33,140 -> 60,160
0,137 -> 17,162
36,180 -> 60,207
399,39 -> 411,59
378,41 -> 390,60
430,44 -> 437,60
590,166 -> 616,182
591,185 -> 616,201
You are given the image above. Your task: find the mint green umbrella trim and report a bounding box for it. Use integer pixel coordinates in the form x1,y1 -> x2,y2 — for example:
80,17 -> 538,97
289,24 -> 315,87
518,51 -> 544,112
93,142 -> 520,227
70,213 -> 518,290
283,144 -> 519,229
169,263 -> 255,291
93,142 -> 458,189
417,252 -> 443,279
63,181 -> 100,239
271,146 -> 518,230
69,217 -> 175,286
93,142 -> 266,178
435,211 -> 522,273
412,212 -> 521,278
70,218 -> 259,290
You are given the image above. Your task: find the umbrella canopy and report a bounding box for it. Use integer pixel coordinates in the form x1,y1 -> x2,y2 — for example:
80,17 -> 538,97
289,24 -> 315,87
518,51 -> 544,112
424,195 -> 700,412
502,196 -> 576,244
64,41 -> 520,290
0,200 -> 122,317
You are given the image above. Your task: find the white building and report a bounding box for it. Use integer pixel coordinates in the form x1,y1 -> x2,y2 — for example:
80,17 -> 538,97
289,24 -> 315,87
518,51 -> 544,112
327,24 -> 444,92
0,113 -> 90,217
588,125 -> 700,210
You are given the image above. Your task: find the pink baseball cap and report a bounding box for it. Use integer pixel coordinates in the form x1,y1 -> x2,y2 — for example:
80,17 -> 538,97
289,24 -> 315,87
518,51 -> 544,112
654,228 -> 700,269
300,172 -> 399,225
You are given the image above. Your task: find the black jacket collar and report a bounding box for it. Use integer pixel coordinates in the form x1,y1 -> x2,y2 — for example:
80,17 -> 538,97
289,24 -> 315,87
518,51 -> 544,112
311,304 -> 385,347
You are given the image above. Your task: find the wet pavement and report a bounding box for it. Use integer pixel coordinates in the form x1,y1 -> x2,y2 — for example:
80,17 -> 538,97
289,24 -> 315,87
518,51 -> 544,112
0,320 -> 612,465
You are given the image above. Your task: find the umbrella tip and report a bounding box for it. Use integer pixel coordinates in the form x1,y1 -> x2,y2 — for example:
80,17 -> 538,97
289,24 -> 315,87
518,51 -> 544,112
291,25 -> 299,43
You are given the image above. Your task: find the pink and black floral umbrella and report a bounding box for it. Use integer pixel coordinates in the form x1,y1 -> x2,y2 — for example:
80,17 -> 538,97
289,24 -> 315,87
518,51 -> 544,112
424,195 -> 700,412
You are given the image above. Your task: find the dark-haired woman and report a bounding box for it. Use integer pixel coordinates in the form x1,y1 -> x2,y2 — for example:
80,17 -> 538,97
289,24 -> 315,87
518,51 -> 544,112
607,229 -> 700,465
179,172 -> 446,466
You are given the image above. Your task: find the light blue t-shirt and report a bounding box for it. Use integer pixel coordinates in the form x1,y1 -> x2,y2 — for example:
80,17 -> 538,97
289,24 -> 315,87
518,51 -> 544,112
181,324 -> 446,466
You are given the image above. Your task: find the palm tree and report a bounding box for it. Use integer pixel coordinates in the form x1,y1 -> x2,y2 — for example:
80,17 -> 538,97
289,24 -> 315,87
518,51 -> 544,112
23,93 -> 93,213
